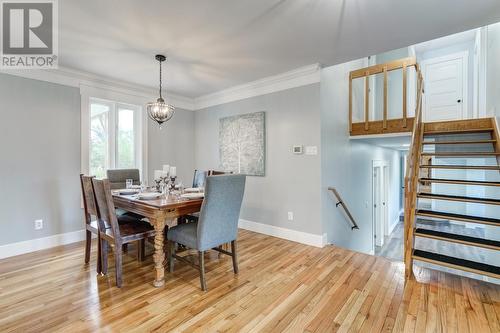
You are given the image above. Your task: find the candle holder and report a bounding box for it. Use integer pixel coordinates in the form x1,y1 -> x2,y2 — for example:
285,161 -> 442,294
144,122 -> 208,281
169,176 -> 177,192
154,179 -> 162,192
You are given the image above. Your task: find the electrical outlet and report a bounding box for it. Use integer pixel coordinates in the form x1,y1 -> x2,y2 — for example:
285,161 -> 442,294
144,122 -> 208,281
287,212 -> 294,221
34,219 -> 43,230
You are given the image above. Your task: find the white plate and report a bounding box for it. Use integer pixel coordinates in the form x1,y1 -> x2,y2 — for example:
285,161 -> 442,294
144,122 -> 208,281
184,187 -> 202,193
129,185 -> 141,189
181,192 -> 204,200
137,192 -> 162,200
118,189 -> 139,195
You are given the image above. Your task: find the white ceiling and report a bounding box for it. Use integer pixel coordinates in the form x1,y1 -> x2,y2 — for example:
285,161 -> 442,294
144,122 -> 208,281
59,0 -> 500,98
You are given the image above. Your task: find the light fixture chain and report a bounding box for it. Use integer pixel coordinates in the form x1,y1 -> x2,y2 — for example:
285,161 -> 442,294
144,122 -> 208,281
159,59 -> 162,99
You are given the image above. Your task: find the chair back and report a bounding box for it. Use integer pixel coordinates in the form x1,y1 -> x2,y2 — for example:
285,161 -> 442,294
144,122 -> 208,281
192,169 -> 208,188
208,170 -> 233,176
92,178 -> 121,240
197,174 -> 246,250
80,174 -> 98,225
106,169 -> 140,190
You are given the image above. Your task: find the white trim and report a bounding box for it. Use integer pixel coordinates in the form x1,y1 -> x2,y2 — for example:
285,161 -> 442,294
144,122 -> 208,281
388,209 -> 403,235
1,66 -> 196,110
194,64 -> 322,109
238,219 -> 327,248
0,230 -> 87,259
2,63 -> 322,111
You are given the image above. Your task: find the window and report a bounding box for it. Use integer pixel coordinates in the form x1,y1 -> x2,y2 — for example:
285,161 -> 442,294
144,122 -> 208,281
89,98 -> 141,178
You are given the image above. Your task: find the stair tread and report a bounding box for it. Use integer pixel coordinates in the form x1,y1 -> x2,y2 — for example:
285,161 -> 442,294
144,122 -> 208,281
416,209 -> 500,225
419,165 -> 500,170
424,128 -> 494,135
413,249 -> 500,276
421,152 -> 500,156
419,178 -> 500,186
417,192 -> 500,205
422,140 -> 496,145
415,228 -> 500,249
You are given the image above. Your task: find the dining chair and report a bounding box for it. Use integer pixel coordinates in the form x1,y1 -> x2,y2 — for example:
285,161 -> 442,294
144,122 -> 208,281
192,169 -> 208,188
106,169 -> 141,190
92,178 -> 156,287
80,174 -> 150,273
167,174 -> 246,291
208,170 -> 232,176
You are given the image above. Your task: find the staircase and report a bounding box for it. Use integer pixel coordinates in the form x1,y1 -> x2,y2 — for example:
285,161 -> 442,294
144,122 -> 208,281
405,118 -> 500,280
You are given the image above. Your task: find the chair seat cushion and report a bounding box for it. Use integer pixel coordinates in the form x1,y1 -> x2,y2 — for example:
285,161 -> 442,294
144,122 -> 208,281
88,214 -> 145,232
167,222 -> 198,249
116,208 -> 144,220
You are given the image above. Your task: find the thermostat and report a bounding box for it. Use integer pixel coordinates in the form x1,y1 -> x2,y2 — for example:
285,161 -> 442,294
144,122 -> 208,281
293,145 -> 303,154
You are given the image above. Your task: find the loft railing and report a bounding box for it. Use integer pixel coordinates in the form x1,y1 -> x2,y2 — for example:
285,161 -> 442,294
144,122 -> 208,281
349,57 -> 418,135
328,187 -> 359,230
403,67 -> 424,279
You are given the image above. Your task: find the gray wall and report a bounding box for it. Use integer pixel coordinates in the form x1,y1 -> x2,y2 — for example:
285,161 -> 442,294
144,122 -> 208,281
194,85 -> 323,236
148,108 -> 196,187
487,22 -> 500,118
0,73 -> 81,245
320,60 -> 402,254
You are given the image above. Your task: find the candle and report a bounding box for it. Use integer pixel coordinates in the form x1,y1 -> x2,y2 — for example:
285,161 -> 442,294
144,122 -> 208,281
162,170 -> 169,178
154,170 -> 162,180
169,166 -> 176,177
163,164 -> 170,173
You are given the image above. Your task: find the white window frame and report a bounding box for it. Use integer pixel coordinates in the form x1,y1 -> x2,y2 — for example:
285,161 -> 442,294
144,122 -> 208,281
81,85 -> 149,181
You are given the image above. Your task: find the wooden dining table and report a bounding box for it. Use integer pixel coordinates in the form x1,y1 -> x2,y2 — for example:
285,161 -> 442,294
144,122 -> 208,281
112,192 -> 203,287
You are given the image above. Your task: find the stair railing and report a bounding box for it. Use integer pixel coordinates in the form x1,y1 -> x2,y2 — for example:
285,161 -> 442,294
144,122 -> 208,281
403,65 -> 424,279
328,187 -> 359,230
349,57 -> 418,134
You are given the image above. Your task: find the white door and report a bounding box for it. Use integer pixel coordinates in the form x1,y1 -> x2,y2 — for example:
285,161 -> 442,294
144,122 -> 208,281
374,166 -> 383,247
422,52 -> 468,122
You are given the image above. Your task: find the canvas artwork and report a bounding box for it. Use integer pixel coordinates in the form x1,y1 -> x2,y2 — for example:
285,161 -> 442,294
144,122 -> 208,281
219,111 -> 265,176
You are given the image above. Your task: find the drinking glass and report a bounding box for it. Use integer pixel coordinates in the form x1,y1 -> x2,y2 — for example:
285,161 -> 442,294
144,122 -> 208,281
126,179 -> 133,189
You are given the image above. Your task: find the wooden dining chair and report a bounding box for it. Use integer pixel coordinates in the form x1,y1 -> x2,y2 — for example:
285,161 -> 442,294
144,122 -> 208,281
167,174 -> 246,291
91,178 -> 156,287
80,174 -> 150,273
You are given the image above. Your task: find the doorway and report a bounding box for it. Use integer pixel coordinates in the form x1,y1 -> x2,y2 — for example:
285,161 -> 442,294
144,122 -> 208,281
421,51 -> 468,122
372,160 -> 389,251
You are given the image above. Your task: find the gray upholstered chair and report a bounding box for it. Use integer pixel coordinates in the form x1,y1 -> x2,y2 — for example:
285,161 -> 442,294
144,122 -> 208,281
167,174 -> 246,291
106,169 -> 140,190
106,169 -> 144,222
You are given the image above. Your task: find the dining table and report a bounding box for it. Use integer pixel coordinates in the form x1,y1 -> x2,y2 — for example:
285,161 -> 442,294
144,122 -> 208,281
112,192 -> 203,287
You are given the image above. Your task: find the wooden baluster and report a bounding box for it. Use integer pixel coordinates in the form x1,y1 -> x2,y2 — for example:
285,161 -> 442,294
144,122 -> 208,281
402,63 -> 407,128
383,66 -> 388,129
364,71 -> 369,131
349,74 -> 352,133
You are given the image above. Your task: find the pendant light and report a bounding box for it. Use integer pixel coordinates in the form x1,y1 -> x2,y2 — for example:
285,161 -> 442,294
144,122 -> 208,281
147,54 -> 175,128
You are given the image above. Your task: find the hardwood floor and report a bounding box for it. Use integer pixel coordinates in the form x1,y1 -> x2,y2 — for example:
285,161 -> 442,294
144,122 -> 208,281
0,230 -> 499,332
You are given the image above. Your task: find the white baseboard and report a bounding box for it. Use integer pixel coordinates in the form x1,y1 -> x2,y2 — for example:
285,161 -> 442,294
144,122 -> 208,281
239,219 -> 327,248
0,229 -> 86,259
0,219 -> 328,259
388,209 -> 404,235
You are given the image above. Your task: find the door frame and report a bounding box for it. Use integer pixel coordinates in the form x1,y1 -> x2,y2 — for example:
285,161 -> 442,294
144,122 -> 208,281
421,50 -> 469,122
372,160 -> 389,252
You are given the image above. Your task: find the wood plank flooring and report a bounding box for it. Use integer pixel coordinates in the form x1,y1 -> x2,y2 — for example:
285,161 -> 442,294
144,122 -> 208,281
0,229 -> 499,332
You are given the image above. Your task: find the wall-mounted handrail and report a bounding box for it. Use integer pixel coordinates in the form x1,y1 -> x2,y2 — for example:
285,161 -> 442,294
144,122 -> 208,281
328,187 -> 359,230
349,57 -> 418,134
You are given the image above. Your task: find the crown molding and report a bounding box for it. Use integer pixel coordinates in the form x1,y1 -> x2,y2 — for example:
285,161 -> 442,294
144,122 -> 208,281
0,67 -> 196,110
194,63 -> 322,109
0,63 -> 321,111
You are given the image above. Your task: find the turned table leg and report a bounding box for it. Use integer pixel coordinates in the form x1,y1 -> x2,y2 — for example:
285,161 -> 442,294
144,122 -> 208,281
151,218 -> 166,287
